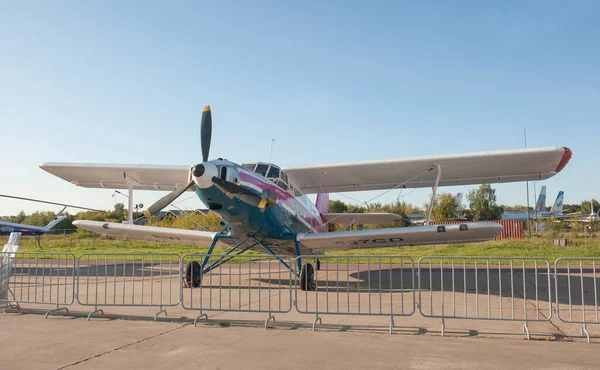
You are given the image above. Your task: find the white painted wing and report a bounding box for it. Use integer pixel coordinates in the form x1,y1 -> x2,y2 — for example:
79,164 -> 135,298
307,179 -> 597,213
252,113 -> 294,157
72,220 -> 224,246
285,147 -> 572,194
40,163 -> 192,191
320,213 -> 403,224
297,222 -> 502,250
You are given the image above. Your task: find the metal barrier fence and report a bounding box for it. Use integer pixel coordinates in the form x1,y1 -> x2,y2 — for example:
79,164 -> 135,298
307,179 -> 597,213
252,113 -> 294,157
76,253 -> 181,320
180,254 -> 294,328
294,256 -> 416,332
554,258 -> 600,343
0,252 -> 76,317
418,256 -> 552,339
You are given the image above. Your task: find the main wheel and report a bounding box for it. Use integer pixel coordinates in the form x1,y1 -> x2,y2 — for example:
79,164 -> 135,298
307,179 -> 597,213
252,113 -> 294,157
184,261 -> 202,288
299,263 -> 315,291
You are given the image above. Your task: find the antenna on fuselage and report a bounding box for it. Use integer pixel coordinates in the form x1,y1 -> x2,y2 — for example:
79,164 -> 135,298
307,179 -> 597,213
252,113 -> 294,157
268,138 -> 275,164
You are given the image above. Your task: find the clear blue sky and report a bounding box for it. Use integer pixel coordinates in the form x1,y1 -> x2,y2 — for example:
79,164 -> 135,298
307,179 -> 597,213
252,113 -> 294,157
1,1 -> 598,216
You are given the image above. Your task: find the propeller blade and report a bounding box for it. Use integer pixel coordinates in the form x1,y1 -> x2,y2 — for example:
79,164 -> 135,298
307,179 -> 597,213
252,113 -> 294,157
212,177 -> 259,197
212,177 -> 278,209
201,105 -> 212,162
143,180 -> 195,218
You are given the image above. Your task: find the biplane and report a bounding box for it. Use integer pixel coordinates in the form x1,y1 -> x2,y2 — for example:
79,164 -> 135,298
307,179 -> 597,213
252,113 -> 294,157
40,106 -> 572,289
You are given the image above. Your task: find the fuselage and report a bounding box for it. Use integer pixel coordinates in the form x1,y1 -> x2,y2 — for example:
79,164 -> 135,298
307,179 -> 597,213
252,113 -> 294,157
0,221 -> 47,236
192,159 -> 327,247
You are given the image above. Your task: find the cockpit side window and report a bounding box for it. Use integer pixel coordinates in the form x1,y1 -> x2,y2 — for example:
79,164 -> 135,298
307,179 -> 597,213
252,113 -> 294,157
267,166 -> 280,179
255,164 -> 269,176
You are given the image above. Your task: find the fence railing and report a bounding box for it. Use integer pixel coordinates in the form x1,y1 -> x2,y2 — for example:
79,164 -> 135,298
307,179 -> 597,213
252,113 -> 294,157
294,255 -> 415,332
76,253 -> 181,320
180,254 -> 294,327
3,251 -> 600,342
554,258 -> 600,343
418,256 -> 552,338
0,252 -> 76,317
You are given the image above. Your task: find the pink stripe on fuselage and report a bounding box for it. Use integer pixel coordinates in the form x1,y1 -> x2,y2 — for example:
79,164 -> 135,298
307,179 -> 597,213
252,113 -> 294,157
238,172 -> 324,230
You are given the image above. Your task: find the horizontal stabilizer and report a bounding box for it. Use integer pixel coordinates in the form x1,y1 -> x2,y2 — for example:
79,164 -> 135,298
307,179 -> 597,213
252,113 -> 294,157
320,213 -> 403,225
298,222 -> 502,250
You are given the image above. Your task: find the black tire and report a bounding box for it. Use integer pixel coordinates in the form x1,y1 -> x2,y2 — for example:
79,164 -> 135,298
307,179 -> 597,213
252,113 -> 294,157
299,263 -> 315,291
184,261 -> 202,288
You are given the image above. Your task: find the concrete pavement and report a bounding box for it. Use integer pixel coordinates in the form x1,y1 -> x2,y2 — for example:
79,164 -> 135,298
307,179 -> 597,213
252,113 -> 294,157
1,313 -> 600,369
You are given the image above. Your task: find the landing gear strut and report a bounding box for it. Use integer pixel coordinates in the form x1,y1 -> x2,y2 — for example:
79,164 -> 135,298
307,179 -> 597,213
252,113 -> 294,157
299,263 -> 315,291
184,261 -> 202,288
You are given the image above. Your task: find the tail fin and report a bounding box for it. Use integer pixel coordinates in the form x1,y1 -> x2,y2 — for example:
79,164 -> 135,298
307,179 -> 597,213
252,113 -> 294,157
43,216 -> 67,231
535,186 -> 547,212
315,193 -> 330,214
549,191 -> 564,214
454,193 -> 463,207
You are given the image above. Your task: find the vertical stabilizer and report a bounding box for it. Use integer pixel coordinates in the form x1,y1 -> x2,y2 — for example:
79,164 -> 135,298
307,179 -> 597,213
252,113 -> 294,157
315,193 -> 330,214
454,193 -> 463,207
43,216 -> 67,232
535,186 -> 547,212
549,191 -> 564,214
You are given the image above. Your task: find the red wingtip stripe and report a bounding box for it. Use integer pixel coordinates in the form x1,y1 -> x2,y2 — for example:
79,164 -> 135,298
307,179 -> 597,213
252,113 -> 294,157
555,147 -> 572,173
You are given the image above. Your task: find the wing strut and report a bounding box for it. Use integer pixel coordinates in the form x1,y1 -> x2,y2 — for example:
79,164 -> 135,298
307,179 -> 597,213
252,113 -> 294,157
425,165 -> 442,226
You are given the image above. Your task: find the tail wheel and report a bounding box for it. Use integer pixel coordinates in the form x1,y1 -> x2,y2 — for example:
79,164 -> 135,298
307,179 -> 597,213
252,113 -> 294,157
299,263 -> 315,291
184,261 -> 202,288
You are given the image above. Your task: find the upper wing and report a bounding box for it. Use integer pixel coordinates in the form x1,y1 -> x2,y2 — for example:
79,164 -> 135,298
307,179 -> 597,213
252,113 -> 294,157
72,220 -> 226,246
285,147 -> 572,194
320,213 -> 403,224
297,222 -> 502,250
39,163 -> 192,191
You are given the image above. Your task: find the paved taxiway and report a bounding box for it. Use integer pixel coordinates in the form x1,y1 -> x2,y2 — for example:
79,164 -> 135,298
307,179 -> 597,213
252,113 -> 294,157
1,313 -> 600,369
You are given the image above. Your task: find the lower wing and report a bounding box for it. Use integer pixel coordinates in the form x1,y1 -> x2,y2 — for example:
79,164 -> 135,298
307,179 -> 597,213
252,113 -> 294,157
72,220 -> 226,246
297,222 -> 502,250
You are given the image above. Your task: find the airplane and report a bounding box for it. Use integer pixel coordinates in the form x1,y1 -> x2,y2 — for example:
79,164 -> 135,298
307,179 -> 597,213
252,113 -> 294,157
0,194 -> 102,243
501,188 -> 566,221
0,217 -> 67,237
536,190 -> 565,218
579,200 -> 600,223
39,106 -> 572,290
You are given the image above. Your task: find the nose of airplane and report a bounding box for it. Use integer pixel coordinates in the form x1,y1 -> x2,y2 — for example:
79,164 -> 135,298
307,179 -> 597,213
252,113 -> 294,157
192,162 -> 218,189
192,164 -> 205,177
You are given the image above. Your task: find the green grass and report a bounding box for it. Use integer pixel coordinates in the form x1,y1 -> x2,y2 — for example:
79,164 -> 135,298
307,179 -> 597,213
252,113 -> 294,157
3,233 -> 600,264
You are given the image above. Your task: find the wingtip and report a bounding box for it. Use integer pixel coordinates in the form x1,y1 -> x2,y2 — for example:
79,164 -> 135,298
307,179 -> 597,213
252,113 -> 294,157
202,105 -> 211,112
555,147 -> 572,173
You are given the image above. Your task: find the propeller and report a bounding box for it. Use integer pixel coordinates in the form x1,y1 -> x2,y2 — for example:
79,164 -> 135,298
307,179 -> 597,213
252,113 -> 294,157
143,180 -> 195,218
212,177 -> 262,207
201,105 -> 212,162
143,104 -> 276,218
212,177 -> 277,209
144,105 -> 212,218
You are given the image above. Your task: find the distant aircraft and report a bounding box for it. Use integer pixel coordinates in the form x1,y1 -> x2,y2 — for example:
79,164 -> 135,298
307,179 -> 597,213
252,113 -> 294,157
40,105 -> 572,289
579,200 -> 600,223
537,191 -> 565,218
0,194 -> 102,242
0,217 -> 67,237
501,188 -> 566,221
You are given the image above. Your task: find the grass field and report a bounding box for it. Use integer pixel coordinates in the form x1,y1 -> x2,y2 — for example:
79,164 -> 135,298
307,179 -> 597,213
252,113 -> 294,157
3,232 -> 600,264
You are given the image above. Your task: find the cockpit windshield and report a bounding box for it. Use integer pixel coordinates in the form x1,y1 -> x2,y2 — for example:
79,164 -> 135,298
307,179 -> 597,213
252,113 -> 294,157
241,162 -> 291,192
